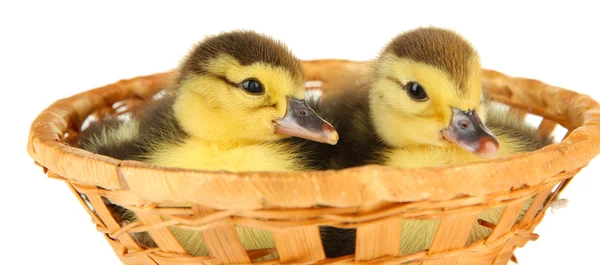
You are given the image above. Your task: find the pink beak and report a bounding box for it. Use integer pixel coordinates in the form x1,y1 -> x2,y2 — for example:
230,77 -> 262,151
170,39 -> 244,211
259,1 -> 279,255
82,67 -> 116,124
273,97 -> 338,145
441,107 -> 499,158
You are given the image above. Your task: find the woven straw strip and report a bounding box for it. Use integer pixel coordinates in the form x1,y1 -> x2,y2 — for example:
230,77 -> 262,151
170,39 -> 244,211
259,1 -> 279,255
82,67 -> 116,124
175,220 -> 237,232
128,206 -> 195,216
272,226 -> 325,263
123,247 -> 161,258
127,220 -> 180,234
493,251 -> 514,265
108,221 -> 142,238
457,250 -> 497,265
135,214 -> 187,254
166,209 -> 239,226
193,205 -> 252,264
537,118 -> 558,139
245,260 -> 281,265
144,251 -> 215,265
355,202 -> 401,261
239,207 -> 360,220
66,182 -> 105,228
247,248 -> 277,261
493,245 -> 515,265
423,214 -> 478,265
201,226 -> 252,264
485,201 -> 525,243
517,187 -> 552,229
355,217 -> 402,261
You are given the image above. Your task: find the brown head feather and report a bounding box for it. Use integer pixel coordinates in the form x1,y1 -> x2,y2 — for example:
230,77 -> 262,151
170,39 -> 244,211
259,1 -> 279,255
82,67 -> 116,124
382,27 -> 476,91
178,30 -> 303,82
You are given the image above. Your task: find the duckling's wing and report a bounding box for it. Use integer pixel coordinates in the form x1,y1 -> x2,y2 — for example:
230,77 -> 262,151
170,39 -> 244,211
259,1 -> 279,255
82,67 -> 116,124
325,85 -> 390,169
285,85 -> 388,170
134,94 -> 189,154
78,93 -> 190,161
78,117 -> 145,160
484,102 -> 554,152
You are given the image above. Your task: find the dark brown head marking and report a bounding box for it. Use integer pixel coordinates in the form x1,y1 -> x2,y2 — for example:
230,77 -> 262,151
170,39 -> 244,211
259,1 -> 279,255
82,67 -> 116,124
382,27 -> 477,92
178,30 -> 303,83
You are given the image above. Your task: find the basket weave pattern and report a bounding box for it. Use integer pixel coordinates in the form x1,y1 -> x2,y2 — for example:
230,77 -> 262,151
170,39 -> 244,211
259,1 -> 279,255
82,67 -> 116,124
27,60 -> 600,265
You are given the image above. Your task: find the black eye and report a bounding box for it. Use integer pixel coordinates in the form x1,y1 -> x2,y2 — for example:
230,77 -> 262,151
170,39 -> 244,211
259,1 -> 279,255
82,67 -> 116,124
405,82 -> 428,101
241,79 -> 264,95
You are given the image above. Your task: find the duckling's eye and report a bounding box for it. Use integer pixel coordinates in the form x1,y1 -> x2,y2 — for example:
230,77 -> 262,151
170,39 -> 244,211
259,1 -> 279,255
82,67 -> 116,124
405,82 -> 428,101
241,79 -> 264,95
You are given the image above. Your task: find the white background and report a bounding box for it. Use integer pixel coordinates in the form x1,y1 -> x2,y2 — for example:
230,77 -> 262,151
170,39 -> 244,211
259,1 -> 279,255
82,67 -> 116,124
2,1 -> 599,264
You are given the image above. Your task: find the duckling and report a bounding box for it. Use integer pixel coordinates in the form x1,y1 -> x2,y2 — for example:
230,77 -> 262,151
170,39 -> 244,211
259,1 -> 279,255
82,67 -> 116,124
314,27 -> 554,258
78,30 -> 338,259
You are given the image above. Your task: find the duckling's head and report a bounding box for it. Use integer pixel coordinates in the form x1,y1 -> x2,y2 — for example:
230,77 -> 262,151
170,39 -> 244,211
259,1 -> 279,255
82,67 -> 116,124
173,30 -> 338,145
369,27 -> 499,158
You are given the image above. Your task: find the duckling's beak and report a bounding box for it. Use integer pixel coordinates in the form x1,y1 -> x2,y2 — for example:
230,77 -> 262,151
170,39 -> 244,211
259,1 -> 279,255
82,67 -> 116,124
441,107 -> 499,158
273,97 -> 339,145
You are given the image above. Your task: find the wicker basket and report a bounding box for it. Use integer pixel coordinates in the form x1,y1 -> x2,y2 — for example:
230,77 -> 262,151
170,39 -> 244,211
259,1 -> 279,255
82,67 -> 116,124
26,59 -> 600,265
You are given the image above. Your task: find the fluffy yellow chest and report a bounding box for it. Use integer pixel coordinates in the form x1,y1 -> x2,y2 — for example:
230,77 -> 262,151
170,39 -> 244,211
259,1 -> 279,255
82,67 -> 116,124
385,136 -> 520,169
384,146 -> 473,168
146,139 -> 304,172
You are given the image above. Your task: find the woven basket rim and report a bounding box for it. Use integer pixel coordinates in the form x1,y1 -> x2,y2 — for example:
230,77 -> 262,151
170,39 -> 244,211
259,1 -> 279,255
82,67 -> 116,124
27,59 -> 600,209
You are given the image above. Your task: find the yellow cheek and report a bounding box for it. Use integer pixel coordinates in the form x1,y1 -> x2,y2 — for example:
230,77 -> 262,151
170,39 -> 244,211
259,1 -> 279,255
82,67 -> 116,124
432,103 -> 451,127
275,98 -> 288,117
374,80 -> 426,114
